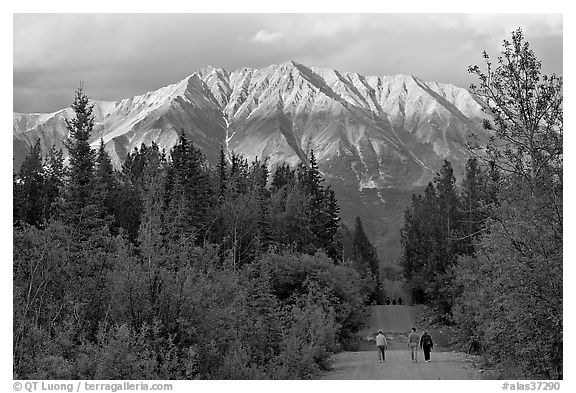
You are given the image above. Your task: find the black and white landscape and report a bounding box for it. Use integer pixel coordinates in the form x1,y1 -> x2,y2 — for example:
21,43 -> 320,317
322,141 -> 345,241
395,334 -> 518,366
13,13 -> 563,382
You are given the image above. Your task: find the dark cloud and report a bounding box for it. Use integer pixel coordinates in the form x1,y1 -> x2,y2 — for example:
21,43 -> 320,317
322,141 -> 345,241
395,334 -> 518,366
13,13 -> 563,113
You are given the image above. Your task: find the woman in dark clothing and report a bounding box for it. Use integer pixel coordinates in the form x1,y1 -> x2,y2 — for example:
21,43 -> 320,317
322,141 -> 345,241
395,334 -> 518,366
420,330 -> 434,362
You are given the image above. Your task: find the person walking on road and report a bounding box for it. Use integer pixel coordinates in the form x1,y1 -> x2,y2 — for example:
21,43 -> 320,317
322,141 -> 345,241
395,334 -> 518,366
408,327 -> 420,363
376,329 -> 387,363
420,329 -> 434,362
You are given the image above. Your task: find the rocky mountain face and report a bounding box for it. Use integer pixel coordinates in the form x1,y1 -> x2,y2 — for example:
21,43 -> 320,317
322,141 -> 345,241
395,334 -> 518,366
13,61 -> 489,264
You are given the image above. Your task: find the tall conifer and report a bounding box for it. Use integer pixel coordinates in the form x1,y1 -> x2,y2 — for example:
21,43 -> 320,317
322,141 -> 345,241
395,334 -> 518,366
14,139 -> 45,226
65,85 -> 96,213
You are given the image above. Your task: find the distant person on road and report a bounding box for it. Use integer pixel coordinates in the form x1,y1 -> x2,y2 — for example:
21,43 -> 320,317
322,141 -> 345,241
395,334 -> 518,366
397,297 -> 403,305
385,297 -> 390,305
392,298 -> 397,305
376,329 -> 388,363
420,330 -> 434,362
408,327 -> 420,363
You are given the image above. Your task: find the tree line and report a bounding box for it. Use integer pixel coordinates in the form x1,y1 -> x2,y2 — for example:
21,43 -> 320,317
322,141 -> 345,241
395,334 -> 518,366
400,29 -> 562,379
400,157 -> 498,313
13,88 -> 382,379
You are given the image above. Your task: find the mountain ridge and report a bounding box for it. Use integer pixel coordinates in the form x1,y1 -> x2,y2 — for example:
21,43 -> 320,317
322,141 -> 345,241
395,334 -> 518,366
13,61 -> 489,263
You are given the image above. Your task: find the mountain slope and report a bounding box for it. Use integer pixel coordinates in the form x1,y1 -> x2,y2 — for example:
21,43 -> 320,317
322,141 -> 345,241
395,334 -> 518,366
13,61 -> 489,263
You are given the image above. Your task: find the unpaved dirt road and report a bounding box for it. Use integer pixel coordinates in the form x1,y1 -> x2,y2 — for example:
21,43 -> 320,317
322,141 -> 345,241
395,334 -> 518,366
324,350 -> 475,379
323,305 -> 477,379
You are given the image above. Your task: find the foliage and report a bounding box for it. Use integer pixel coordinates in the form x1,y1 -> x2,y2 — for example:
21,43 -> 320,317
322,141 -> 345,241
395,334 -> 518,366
468,29 -> 562,185
14,140 -> 45,226
399,29 -> 562,379
455,28 -> 563,379
13,88 -> 372,379
400,159 -> 490,315
64,85 -> 96,213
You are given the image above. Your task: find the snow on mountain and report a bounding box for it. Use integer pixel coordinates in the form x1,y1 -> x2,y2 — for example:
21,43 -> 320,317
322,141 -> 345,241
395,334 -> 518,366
12,61 -> 489,263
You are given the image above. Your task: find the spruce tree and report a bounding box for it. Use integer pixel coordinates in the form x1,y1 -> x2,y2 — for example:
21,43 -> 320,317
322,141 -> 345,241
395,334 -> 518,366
165,131 -> 214,243
251,158 -> 271,254
352,217 -> 381,302
13,171 -> 23,226
271,163 -> 295,192
296,150 -> 329,252
400,182 -> 438,305
14,139 -> 45,226
116,143 -> 165,242
93,139 -> 117,225
320,187 -> 340,260
217,146 -> 228,198
43,146 -> 66,220
304,150 -> 322,196
459,158 -> 488,254
434,160 -> 460,243
65,85 -> 96,214
400,194 -> 418,282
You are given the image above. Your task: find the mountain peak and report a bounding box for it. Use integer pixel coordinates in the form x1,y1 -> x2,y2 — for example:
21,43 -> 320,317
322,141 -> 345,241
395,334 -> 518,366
14,62 -> 486,167
282,60 -> 302,68
13,61 -> 489,262
269,60 -> 301,69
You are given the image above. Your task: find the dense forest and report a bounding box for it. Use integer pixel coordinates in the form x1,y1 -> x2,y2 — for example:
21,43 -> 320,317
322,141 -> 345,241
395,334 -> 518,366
400,29 -> 563,379
13,87 -> 383,379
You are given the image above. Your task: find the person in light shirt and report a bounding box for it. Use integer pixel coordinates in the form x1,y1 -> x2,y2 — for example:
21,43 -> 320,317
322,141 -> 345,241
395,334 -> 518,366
407,327 -> 420,363
376,329 -> 388,363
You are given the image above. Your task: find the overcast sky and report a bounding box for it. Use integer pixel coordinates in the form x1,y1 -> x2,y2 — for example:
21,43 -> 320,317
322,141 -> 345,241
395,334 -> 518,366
13,13 -> 563,113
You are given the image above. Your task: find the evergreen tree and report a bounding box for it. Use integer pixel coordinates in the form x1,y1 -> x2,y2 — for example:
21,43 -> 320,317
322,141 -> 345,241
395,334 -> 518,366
333,223 -> 354,265
303,150 -> 323,196
250,158 -> 272,254
14,139 -> 45,226
164,131 -> 214,243
58,88 -> 115,341
43,146 -> 66,220
352,217 -> 381,303
228,153 -> 250,195
115,143 -> 166,242
271,163 -> 295,191
292,150 -> 342,256
320,187 -> 341,260
122,142 -> 165,187
459,158 -> 488,254
421,182 -> 439,279
217,146 -> 228,198
65,85 -> 96,213
433,160 -> 461,266
13,171 -> 23,226
138,151 -> 169,274
400,194 -> 420,297
93,139 -> 117,224
268,182 -> 313,253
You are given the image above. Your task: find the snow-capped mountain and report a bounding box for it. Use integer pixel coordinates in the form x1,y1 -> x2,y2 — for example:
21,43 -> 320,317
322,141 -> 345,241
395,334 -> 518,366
13,61 -> 489,263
